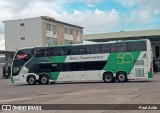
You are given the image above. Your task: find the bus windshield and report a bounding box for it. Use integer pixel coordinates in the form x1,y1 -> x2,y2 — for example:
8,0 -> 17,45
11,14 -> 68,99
12,49 -> 32,76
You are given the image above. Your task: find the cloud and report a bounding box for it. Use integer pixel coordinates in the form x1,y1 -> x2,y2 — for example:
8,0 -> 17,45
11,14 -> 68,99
126,9 -> 154,24
116,0 -> 160,24
56,9 -> 120,33
86,4 -> 95,7
84,0 -> 103,3
0,0 -> 120,32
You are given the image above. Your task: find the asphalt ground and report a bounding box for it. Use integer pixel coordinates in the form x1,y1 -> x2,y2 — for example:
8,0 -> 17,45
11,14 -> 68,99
0,73 -> 160,113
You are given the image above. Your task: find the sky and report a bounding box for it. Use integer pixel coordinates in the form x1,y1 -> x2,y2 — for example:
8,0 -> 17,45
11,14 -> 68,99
0,0 -> 160,50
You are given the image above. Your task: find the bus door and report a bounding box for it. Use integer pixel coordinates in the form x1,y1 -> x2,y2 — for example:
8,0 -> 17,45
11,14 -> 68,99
72,62 -> 86,81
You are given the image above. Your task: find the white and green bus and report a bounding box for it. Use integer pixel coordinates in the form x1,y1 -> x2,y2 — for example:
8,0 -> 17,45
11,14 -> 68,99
7,39 -> 153,85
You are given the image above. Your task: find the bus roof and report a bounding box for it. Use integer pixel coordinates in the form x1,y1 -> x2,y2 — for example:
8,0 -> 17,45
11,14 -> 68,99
19,39 -> 149,50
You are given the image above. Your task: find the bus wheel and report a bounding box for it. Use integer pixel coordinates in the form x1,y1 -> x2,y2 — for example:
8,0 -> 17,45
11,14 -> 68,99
39,75 -> 49,85
116,72 -> 127,82
103,73 -> 115,83
28,75 -> 36,85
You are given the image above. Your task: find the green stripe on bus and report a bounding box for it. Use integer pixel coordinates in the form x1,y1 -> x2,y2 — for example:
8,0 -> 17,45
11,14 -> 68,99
49,72 -> 60,81
49,56 -> 66,63
148,71 -> 153,78
48,56 -> 66,80
103,52 -> 140,74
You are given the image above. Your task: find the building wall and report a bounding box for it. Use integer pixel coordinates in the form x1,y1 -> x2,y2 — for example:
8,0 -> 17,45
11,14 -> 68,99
42,20 -> 47,46
57,24 -> 64,45
42,19 -> 83,46
4,17 -> 83,51
4,17 -> 43,51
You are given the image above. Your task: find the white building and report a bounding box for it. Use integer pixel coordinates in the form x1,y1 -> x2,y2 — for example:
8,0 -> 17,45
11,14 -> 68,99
4,16 -> 83,51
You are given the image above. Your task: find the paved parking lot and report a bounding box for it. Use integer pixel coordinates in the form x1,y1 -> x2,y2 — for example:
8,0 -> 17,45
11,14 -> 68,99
0,73 -> 160,113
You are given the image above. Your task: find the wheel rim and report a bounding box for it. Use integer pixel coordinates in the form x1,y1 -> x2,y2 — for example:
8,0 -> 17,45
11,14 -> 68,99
118,74 -> 125,81
41,77 -> 47,84
29,78 -> 35,84
105,75 -> 112,82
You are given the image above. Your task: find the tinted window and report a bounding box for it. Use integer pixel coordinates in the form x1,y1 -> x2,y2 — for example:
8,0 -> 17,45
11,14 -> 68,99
79,46 -> 87,54
71,62 -> 86,71
111,43 -> 126,52
127,41 -> 146,51
64,63 -> 71,71
101,44 -> 110,53
16,49 -> 32,59
64,48 -> 71,55
94,45 -> 101,53
57,64 -> 64,71
71,47 -> 79,55
34,47 -> 65,57
34,48 -> 48,57
86,45 -> 94,54
38,63 -> 52,72
53,47 -> 65,56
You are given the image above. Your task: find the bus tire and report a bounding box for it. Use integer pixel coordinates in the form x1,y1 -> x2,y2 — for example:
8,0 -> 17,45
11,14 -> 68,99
103,72 -> 115,83
27,75 -> 36,85
39,75 -> 49,85
116,72 -> 127,82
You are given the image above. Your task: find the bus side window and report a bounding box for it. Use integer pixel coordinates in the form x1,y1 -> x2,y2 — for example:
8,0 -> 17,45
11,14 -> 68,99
64,63 -> 71,71
121,43 -> 127,52
86,45 -> 94,54
56,63 -> 64,72
79,46 -> 87,54
65,49 -> 71,55
60,49 -> 65,55
101,44 -> 111,53
111,43 -> 126,52
95,45 -> 101,53
71,47 -> 79,55
53,48 -> 65,56
127,41 -> 146,52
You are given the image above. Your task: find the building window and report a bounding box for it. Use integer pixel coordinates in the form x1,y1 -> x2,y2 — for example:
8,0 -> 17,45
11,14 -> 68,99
64,27 -> 69,34
21,37 -> 25,40
46,23 -> 51,31
52,38 -> 57,45
46,37 -> 57,46
52,24 -> 57,32
69,28 -> 73,35
155,46 -> 160,57
20,23 -> 25,26
81,29 -> 83,34
76,30 -> 79,36
65,39 -> 73,44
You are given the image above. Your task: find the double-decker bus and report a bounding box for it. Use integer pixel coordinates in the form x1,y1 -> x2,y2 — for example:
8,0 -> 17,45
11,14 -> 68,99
7,39 -> 153,85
